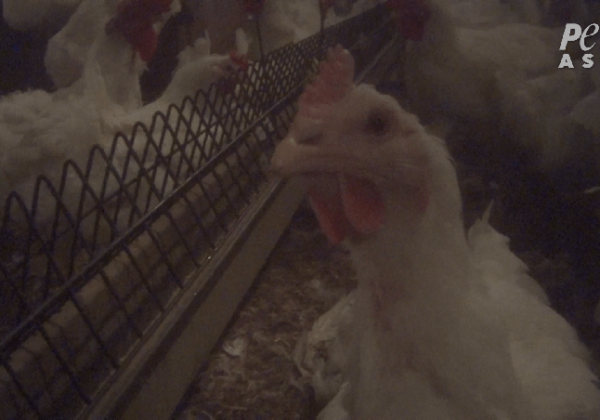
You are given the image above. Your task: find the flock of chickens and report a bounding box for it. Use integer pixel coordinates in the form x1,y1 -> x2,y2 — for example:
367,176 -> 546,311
0,0 -> 379,238
2,0 -> 600,418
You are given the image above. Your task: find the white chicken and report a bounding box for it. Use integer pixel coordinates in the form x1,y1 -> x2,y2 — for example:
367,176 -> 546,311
263,0 -> 386,51
256,0 -> 322,55
2,0 -> 83,33
271,46 -> 600,419
115,37 -> 243,196
184,0 -> 248,55
0,28 -> 237,243
297,290 -> 356,407
120,37 -> 233,124
0,32 -> 140,222
570,62 -> 600,139
45,0 -> 181,103
180,0 -> 385,64
388,0 -> 560,126
443,0 -> 526,29
495,65 -> 591,171
0,0 -> 181,214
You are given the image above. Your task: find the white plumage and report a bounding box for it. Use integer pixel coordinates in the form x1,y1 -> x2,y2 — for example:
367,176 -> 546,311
444,0 -> 521,29
180,0 -> 385,63
0,70 -> 127,215
495,66 -> 590,170
2,0 -> 83,33
256,0 -> 322,54
297,290 -> 355,406
570,63 -> 600,139
273,46 -> 600,419
0,0 -> 164,219
392,0 -> 559,125
0,22 -> 236,242
120,37 -> 231,126
390,0 -> 597,174
115,37 -> 240,198
45,0 -> 180,102
44,0 -> 131,93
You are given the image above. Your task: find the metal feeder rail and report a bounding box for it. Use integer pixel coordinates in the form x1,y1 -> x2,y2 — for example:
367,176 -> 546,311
0,6 -> 398,419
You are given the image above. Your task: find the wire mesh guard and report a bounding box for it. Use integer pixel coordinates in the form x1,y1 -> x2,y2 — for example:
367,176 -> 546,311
0,6 -> 395,419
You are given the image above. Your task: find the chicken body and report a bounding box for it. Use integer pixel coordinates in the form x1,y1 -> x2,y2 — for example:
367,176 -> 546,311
120,37 -> 231,124
0,34 -> 235,240
495,65 -> 592,170
116,37 -> 238,191
0,0 -> 180,218
45,0 -> 180,97
272,46 -> 600,419
2,0 -> 83,33
0,88 -> 118,204
444,0 -> 522,29
393,0 -> 559,124
570,63 -> 600,139
0,25 -> 136,214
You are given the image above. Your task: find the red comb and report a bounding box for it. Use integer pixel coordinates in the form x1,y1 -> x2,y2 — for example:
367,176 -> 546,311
229,50 -> 249,71
296,45 -> 354,124
105,0 -> 174,61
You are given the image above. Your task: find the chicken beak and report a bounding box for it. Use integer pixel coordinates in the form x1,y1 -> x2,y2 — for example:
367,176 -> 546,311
270,135 -> 300,176
270,131 -> 387,243
270,128 -> 325,176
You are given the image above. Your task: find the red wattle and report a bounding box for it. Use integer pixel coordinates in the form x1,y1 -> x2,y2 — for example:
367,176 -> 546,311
308,188 -> 348,244
132,25 -> 158,62
340,175 -> 385,235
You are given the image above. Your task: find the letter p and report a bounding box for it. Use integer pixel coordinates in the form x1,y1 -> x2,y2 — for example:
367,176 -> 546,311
560,23 -> 582,51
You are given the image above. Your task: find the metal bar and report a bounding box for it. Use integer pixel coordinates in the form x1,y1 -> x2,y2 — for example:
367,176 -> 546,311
0,7 -> 395,419
84,176 -> 305,420
1,356 -> 42,418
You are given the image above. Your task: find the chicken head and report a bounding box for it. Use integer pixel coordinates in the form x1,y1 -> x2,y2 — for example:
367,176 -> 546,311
271,45 -> 431,244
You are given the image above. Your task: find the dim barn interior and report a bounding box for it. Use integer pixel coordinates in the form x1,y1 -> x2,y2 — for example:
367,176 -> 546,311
0,0 -> 600,419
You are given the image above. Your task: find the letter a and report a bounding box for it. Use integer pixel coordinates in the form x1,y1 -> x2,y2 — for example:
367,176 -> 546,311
558,53 -> 574,68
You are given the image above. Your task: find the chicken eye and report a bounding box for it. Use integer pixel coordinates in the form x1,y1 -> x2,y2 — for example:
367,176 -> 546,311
365,111 -> 390,136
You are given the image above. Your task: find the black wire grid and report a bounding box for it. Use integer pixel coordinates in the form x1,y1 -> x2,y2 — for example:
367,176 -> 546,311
0,6 -> 395,419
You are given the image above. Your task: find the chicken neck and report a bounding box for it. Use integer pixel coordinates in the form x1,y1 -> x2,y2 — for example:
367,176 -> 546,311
346,139 -> 532,419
